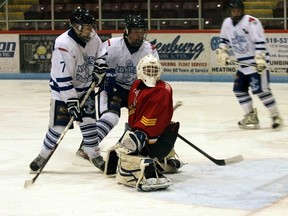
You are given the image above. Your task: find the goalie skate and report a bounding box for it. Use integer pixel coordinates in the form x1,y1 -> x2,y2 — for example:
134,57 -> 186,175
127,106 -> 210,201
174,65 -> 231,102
137,176 -> 171,192
238,108 -> 260,129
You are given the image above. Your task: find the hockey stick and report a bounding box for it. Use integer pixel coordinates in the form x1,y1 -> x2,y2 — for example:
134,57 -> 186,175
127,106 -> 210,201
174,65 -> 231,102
172,101 -> 243,165
177,133 -> 243,166
230,60 -> 256,67
24,82 -> 97,188
173,101 -> 182,111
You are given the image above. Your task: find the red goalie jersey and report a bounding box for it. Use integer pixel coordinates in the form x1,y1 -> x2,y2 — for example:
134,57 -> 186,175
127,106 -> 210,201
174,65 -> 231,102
128,79 -> 173,141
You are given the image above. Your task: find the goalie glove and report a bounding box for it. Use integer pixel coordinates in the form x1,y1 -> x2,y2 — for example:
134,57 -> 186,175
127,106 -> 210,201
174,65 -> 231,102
92,63 -> 107,86
216,47 -> 230,67
255,53 -> 266,73
67,98 -> 83,122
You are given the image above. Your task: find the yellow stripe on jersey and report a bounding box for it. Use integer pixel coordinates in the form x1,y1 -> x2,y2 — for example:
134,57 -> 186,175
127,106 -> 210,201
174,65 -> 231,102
140,116 -> 157,126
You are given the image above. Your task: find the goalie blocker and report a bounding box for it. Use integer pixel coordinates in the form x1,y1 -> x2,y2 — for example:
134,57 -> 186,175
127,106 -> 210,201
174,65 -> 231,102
104,122 -> 182,191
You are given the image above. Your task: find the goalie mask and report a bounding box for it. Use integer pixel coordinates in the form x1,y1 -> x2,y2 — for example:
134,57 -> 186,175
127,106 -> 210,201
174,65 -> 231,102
124,14 -> 147,48
137,54 -> 161,87
228,0 -> 245,23
70,8 -> 96,43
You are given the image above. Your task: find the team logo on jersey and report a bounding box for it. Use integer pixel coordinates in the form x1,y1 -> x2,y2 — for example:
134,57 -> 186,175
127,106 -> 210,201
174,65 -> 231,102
76,53 -> 95,83
231,31 -> 249,54
129,88 -> 140,116
115,59 -> 137,85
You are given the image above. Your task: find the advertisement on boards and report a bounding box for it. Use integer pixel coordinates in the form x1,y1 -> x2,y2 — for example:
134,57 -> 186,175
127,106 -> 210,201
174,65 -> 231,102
19,34 -> 56,73
19,33 -> 111,73
0,32 -> 287,76
149,33 -> 211,74
0,34 -> 19,72
265,33 -> 288,75
146,33 -> 236,75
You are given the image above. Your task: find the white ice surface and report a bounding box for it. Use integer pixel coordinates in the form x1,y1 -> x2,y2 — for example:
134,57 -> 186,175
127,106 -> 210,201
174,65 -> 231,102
0,80 -> 287,216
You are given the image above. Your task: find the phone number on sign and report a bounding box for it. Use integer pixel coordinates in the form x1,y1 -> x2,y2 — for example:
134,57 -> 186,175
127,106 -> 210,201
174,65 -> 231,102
266,38 -> 288,43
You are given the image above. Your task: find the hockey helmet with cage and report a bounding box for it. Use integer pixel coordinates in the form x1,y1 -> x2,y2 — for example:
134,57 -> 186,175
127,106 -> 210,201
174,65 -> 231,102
228,0 -> 245,23
70,8 -> 96,43
124,14 -> 147,48
137,54 -> 161,87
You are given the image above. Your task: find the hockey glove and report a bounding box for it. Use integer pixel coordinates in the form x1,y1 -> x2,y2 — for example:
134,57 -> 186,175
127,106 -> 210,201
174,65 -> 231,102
92,63 -> 107,86
216,47 -> 230,66
255,53 -> 266,73
103,69 -> 117,94
67,98 -> 83,122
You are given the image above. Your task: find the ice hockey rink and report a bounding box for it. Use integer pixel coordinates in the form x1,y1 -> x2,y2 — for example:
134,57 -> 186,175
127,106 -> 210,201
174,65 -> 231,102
0,79 -> 287,216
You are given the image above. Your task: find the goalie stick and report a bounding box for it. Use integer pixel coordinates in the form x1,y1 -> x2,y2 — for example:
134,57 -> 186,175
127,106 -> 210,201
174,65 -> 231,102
172,94 -> 243,165
177,133 -> 243,166
24,82 -> 97,188
173,101 -> 182,111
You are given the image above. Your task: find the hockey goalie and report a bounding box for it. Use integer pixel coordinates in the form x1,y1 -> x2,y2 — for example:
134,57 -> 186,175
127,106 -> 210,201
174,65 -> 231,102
105,54 -> 183,191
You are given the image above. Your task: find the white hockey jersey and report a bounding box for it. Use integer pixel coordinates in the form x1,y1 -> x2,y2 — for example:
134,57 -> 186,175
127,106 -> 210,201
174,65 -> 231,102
49,29 -> 106,102
219,14 -> 269,75
103,37 -> 159,90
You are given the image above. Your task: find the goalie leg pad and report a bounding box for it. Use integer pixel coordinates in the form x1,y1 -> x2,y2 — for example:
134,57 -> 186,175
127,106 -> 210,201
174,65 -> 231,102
116,153 -> 171,192
118,130 -> 147,154
104,147 -> 119,175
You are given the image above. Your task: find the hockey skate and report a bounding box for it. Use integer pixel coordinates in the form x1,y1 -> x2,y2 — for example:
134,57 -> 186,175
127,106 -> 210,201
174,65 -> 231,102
238,108 -> 260,129
91,155 -> 105,172
272,115 -> 283,130
75,140 -> 89,161
30,154 -> 46,171
76,148 -> 89,160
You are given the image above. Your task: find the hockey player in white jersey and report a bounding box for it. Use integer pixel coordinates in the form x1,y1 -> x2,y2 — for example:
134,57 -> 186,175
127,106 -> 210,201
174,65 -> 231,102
216,0 -> 283,130
29,8 -> 107,172
75,14 -> 159,163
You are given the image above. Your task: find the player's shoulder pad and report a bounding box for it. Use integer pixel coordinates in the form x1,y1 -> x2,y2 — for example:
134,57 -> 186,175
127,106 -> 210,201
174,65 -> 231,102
105,37 -> 122,47
247,15 -> 259,25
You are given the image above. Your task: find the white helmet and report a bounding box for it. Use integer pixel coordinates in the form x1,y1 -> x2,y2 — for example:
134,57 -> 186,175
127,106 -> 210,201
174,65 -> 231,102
137,54 -> 161,87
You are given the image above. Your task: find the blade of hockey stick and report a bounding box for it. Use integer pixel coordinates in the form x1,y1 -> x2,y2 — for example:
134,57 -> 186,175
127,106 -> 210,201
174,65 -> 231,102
24,179 -> 33,188
24,82 -> 97,188
24,116 -> 74,188
177,133 -> 243,166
